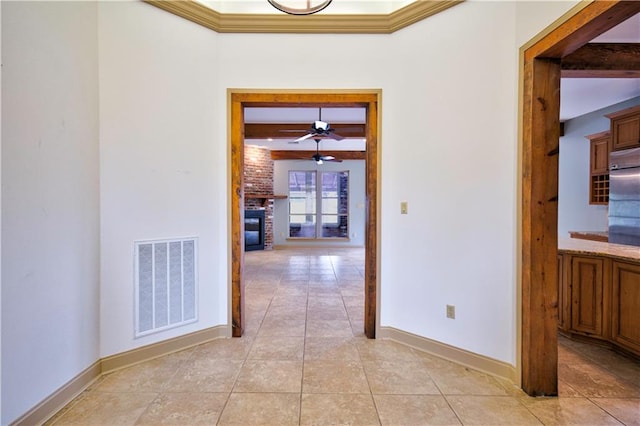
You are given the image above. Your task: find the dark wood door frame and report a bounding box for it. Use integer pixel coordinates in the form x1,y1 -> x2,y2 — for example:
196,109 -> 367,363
229,90 -> 380,339
521,1 -> 640,396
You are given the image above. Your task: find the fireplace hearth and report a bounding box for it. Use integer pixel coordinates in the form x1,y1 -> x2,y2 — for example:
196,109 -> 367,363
244,209 -> 265,251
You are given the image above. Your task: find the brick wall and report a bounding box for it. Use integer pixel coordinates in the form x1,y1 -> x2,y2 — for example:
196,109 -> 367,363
244,145 -> 274,250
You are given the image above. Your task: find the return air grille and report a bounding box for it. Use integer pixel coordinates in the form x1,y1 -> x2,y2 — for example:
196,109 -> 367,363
135,237 -> 197,337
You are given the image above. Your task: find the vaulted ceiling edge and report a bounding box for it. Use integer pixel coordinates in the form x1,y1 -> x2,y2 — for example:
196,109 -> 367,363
144,0 -> 464,34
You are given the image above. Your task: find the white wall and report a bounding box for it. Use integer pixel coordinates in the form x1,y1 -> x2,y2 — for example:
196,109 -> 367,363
0,2 -> 3,422
380,1 -> 520,363
98,2 -> 224,357
0,1 -> 601,421
273,160 -> 366,247
558,96 -> 640,238
217,1 -> 517,363
1,2 -> 100,424
514,0 -> 580,47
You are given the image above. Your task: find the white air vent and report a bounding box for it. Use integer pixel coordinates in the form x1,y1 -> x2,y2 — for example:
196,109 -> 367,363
135,237 -> 197,337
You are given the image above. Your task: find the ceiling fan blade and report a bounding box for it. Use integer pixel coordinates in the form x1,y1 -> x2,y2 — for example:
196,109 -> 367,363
294,133 -> 316,142
327,132 -> 345,141
320,155 -> 342,162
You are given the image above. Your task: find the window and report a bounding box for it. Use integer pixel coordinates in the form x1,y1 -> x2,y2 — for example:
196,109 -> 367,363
288,170 -> 349,239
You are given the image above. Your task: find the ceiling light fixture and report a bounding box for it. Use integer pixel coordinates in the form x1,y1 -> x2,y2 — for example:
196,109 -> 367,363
267,0 -> 332,15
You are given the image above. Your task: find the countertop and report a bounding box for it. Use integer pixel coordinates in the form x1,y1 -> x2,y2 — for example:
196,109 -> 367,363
568,231 -> 608,242
559,238 -> 640,263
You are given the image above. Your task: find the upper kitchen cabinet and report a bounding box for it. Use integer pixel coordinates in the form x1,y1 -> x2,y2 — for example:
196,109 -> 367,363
588,131 -> 611,174
586,130 -> 611,205
606,105 -> 640,151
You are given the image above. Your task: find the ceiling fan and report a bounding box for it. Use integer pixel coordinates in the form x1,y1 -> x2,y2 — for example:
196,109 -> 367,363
286,108 -> 345,143
310,138 -> 342,164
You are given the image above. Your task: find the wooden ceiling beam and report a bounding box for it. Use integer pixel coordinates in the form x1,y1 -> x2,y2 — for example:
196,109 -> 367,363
527,1 -> 640,60
270,150 -> 365,160
561,43 -> 640,78
244,123 -> 366,139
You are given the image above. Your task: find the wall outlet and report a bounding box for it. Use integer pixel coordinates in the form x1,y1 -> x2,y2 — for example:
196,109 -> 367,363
400,201 -> 408,214
446,304 -> 455,319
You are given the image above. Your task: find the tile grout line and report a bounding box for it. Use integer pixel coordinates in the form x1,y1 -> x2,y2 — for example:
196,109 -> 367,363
216,267 -> 277,426
299,254 -> 311,426
340,253 -> 383,426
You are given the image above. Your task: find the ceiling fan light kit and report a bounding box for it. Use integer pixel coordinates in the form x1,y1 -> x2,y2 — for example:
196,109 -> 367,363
268,108 -> 346,163
312,138 -> 342,164
267,0 -> 333,15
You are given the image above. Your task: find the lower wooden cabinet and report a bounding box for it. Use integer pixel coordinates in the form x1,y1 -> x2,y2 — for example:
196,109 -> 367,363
558,254 -> 569,332
611,261 -> 640,354
558,252 -> 638,357
570,256 -> 609,339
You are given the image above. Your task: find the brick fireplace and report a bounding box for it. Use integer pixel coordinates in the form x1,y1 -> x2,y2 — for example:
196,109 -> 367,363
244,145 -> 274,250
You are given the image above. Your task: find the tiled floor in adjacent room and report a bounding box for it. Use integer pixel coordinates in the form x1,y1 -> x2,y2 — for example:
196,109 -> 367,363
48,248 -> 639,425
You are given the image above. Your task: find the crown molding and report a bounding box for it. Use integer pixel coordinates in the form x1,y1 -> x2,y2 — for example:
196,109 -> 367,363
389,0 -> 463,32
145,0 -> 464,34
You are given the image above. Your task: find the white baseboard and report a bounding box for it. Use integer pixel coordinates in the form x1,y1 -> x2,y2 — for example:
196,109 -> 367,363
14,325 -> 517,425
101,325 -> 229,374
11,360 -> 102,426
12,325 -> 229,426
379,326 -> 518,383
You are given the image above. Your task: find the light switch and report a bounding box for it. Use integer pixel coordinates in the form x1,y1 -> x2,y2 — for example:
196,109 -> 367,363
400,201 -> 408,214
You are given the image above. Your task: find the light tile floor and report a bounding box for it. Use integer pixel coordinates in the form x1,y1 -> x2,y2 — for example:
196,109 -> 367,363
48,248 -> 640,425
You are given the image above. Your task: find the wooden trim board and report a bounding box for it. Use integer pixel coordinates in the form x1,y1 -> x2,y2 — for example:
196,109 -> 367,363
519,0 -> 640,396
228,89 -> 381,339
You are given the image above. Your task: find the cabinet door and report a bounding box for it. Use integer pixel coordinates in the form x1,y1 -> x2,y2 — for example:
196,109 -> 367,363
558,254 -> 569,332
611,261 -> 640,355
590,137 -> 609,174
571,256 -> 605,337
586,131 -> 610,205
610,109 -> 640,151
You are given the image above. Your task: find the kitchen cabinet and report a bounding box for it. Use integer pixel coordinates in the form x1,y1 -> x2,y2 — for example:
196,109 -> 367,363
586,131 -> 610,204
611,261 -> 640,355
606,104 -> 640,152
558,239 -> 640,358
588,131 -> 610,174
570,255 -> 609,339
558,254 -> 570,332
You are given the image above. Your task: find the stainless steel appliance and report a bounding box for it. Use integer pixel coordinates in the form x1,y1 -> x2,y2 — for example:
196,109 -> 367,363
609,147 -> 640,246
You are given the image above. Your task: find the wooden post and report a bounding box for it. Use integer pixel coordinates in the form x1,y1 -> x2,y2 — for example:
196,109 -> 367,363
229,90 -> 380,339
364,100 -> 379,339
230,96 -> 245,337
520,0 -> 640,396
521,57 -> 561,396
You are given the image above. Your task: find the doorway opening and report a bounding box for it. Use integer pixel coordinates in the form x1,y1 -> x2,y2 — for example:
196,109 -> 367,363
520,1 -> 640,396
229,90 -> 380,339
